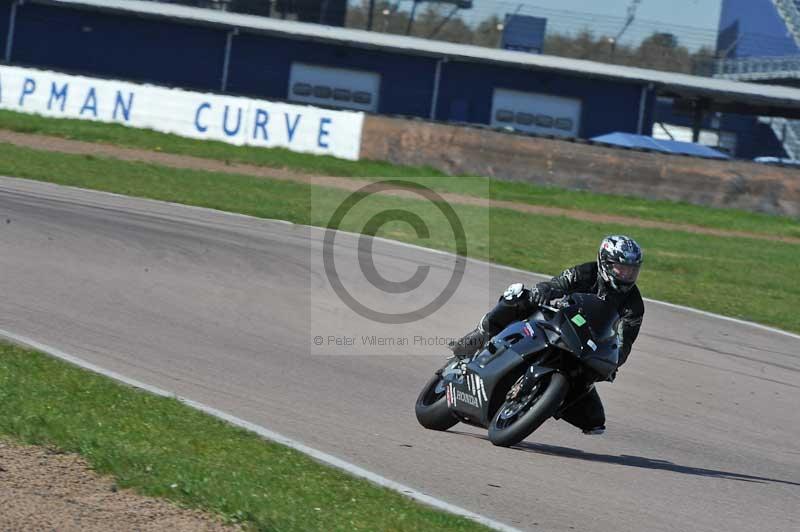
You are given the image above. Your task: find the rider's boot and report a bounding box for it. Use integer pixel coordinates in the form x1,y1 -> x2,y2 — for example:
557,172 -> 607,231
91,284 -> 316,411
582,425 -> 606,435
449,315 -> 491,358
449,328 -> 489,358
450,287 -> 528,359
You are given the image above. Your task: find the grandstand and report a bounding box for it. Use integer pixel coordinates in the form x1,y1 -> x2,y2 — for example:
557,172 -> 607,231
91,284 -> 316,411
712,0 -> 800,159
774,0 -> 800,50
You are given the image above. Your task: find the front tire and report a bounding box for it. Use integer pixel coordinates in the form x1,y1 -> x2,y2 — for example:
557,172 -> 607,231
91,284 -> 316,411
488,372 -> 569,447
415,374 -> 458,431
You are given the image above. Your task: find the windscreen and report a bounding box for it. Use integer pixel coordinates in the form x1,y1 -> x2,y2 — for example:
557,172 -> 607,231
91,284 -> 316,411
564,293 -> 620,343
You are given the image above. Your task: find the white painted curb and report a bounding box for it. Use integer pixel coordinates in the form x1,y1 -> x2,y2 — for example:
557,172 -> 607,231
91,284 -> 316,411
0,328 -> 524,532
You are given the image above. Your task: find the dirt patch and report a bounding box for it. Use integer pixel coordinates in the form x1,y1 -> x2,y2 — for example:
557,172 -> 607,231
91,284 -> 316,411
361,114 -> 800,218
0,440 -> 238,531
0,129 -> 797,245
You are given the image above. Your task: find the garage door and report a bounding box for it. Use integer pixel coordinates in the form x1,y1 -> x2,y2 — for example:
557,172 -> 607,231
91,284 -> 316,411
288,63 -> 380,113
491,88 -> 581,138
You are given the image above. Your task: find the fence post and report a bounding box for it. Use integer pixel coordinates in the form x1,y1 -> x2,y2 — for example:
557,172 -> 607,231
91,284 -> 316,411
4,0 -> 20,63
429,58 -> 444,120
221,27 -> 238,92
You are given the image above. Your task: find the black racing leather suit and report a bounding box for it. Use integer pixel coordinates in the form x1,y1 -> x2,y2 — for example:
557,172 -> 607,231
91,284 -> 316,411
483,262 -> 644,366
479,262 -> 645,431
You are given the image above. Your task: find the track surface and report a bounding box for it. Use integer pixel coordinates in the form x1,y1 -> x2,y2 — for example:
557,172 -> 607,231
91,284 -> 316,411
0,176 -> 797,532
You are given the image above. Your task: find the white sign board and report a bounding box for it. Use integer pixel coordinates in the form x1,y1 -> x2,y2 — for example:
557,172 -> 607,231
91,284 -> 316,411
289,63 -> 380,113
491,88 -> 581,138
0,65 -> 365,160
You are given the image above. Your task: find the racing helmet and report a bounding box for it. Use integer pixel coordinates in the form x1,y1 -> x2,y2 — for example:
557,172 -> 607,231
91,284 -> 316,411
597,235 -> 643,293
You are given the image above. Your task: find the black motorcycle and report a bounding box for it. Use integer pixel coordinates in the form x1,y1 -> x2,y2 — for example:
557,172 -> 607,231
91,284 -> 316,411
415,293 -> 620,447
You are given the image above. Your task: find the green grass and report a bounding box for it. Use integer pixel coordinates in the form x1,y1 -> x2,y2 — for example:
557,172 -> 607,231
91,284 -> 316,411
0,141 -> 798,334
1,110 -> 798,239
0,138 -> 797,530
0,341 -> 489,531
421,176 -> 800,240
0,110 -> 445,179
3,115 -> 797,532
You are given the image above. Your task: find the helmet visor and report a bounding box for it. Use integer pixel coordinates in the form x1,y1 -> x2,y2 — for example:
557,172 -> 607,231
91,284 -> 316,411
610,262 -> 640,284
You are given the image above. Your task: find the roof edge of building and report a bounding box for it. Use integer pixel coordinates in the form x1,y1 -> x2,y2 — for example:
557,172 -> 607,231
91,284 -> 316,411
36,0 -> 800,108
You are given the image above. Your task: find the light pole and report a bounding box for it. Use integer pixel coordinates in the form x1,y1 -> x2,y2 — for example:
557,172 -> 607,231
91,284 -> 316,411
405,0 -> 419,35
367,0 -> 376,30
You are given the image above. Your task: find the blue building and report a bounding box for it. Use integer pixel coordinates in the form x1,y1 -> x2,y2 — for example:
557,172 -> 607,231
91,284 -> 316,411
3,0 -> 800,160
717,0 -> 800,58
665,0 -> 800,159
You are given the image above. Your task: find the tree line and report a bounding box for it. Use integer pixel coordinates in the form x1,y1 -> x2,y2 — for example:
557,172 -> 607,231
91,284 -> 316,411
345,1 -> 717,75
153,0 -> 718,75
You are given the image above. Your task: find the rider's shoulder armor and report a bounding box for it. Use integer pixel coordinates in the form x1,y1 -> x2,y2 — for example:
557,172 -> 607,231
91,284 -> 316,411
553,262 -> 597,292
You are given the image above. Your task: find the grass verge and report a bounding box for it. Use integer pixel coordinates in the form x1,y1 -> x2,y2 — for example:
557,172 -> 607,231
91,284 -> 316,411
0,110 -> 445,179
0,142 -> 798,334
1,110 -> 797,239
0,340 -> 489,531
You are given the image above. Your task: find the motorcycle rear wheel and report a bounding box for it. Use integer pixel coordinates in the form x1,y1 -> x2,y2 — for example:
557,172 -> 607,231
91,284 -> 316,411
488,372 -> 569,447
415,373 -> 459,431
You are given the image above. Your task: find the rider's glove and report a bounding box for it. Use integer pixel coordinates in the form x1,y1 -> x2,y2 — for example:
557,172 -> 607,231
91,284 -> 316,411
529,283 -> 553,305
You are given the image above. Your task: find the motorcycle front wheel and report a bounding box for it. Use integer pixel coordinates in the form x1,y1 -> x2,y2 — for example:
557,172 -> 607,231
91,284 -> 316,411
415,373 -> 459,431
488,372 -> 569,447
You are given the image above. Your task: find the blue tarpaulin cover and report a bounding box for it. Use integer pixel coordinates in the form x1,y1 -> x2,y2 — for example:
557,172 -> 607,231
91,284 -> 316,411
591,132 -> 731,159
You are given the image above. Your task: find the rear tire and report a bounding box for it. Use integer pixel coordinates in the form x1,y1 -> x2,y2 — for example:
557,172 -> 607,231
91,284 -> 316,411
488,372 -> 569,447
415,374 -> 458,431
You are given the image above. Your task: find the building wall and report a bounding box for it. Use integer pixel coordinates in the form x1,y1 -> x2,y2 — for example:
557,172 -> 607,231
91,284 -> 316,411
11,3 -> 227,91
436,61 -> 646,138
717,0 -> 799,58
2,0 -> 648,136
720,114 -> 789,159
226,33 -> 438,117
0,0 -> 12,60
363,114 -> 800,217
746,120 -> 792,159
654,98 -> 787,159
0,0 -> 718,154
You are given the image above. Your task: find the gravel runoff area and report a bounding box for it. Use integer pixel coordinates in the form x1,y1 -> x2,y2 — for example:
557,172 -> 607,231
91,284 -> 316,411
0,440 -> 239,531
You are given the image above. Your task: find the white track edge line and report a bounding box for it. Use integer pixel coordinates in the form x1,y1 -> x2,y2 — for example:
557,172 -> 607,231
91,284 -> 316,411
0,328 -> 523,532
304,226 -> 800,342
4,176 -> 800,343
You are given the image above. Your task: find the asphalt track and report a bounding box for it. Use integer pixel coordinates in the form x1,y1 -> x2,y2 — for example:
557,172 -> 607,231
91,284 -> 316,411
0,176 -> 797,532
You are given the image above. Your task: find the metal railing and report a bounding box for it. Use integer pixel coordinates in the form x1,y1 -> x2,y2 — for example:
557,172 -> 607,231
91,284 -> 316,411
714,55 -> 800,80
772,0 -> 800,49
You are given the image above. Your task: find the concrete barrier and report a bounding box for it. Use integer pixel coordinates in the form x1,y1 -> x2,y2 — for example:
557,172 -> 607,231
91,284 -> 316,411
361,115 -> 800,217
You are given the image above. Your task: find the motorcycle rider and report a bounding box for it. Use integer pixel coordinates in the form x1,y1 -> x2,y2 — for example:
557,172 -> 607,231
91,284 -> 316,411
450,235 -> 645,435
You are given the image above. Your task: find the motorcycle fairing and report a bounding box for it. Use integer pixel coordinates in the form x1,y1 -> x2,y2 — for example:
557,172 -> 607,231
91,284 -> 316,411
558,298 -> 620,380
444,320 -> 550,427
